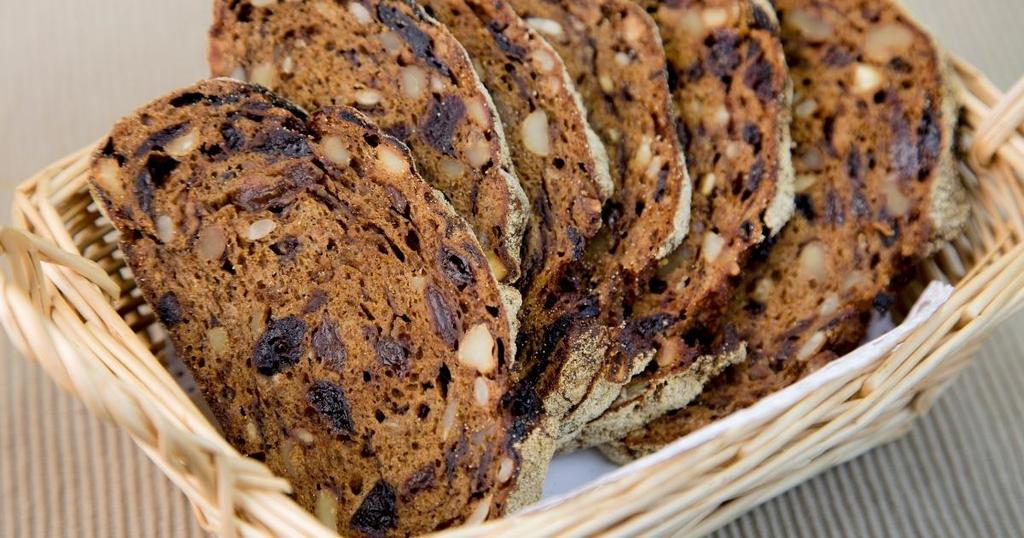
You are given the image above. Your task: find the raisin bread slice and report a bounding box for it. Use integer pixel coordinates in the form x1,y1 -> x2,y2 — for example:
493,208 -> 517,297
509,0 -> 693,297
572,0 -> 796,448
604,0 -> 969,462
485,0 -> 695,461
209,0 -> 529,283
89,79 -> 532,534
416,0 -> 612,347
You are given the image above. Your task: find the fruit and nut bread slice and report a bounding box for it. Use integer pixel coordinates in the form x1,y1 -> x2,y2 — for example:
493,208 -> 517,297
414,0 -> 618,506
572,0 -> 796,448
89,79 -> 531,534
417,0 -> 612,347
509,0 -> 692,301
209,0 -> 529,283
491,0 -> 695,456
604,0 -> 969,462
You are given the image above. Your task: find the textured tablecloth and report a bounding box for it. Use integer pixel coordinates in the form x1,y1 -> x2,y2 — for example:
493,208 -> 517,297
2,1 -> 1023,536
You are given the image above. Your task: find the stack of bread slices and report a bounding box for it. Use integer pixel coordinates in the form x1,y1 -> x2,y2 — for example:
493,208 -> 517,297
87,0 -> 969,534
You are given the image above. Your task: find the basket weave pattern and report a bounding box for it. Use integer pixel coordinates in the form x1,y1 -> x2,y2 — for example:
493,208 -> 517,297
1,59 -> 1023,537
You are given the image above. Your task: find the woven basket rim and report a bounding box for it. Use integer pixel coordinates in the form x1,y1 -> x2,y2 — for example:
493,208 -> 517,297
1,55 -> 1023,537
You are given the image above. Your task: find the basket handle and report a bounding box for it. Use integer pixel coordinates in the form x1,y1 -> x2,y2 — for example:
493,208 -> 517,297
971,74 -> 1024,165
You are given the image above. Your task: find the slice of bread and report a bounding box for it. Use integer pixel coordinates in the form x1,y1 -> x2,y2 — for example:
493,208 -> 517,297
209,0 -> 529,283
417,0 -> 612,346
509,0 -> 692,297
489,0 -> 696,464
89,79 -> 534,534
574,0 -> 796,448
415,0 -> 618,508
604,0 -> 969,462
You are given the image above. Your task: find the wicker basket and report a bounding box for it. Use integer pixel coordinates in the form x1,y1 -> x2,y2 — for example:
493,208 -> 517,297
1,56 -> 1023,537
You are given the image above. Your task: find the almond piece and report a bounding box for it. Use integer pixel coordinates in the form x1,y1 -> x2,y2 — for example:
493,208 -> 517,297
465,98 -> 489,127
521,110 -> 551,157
702,232 -> 726,263
530,48 -> 557,73
497,456 -> 515,483
794,174 -> 818,193
465,494 -> 493,525
207,327 -> 228,355
473,377 -> 490,407
377,145 -> 409,176
465,131 -> 491,168
485,251 -> 507,282
354,89 -> 382,106
787,8 -> 832,42
315,491 -> 339,530
864,23 -> 915,63
400,66 -> 427,99
348,1 -> 372,24
798,241 -> 827,282
794,98 -> 818,118
700,173 -> 717,196
440,396 -> 458,441
702,7 -> 728,28
293,428 -> 315,446
247,219 -> 277,241
321,135 -> 352,167
458,324 -> 496,374
198,226 -> 227,260
439,157 -> 467,181
164,129 -> 198,157
883,176 -> 910,215
155,215 -> 175,244
797,331 -> 827,361
94,158 -> 124,198
853,63 -> 883,94
525,18 -> 563,39
249,62 -> 278,89
377,31 -> 402,55
819,293 -> 841,317
633,136 -> 653,170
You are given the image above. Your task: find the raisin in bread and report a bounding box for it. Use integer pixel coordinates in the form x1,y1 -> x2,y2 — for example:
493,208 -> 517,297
89,79 -> 533,534
604,0 -> 969,462
509,0 -> 692,297
571,0 -> 796,448
209,0 -> 529,283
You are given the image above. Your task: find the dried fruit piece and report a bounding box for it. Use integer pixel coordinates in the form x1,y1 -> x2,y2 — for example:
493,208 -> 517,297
313,317 -> 347,370
351,481 -> 398,536
307,380 -> 355,435
253,316 -> 307,375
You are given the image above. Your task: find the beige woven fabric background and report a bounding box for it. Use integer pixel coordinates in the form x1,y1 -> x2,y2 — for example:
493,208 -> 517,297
1,1 -> 1022,536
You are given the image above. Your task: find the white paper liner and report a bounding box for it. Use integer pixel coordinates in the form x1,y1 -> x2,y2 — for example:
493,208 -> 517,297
531,280 -> 954,509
